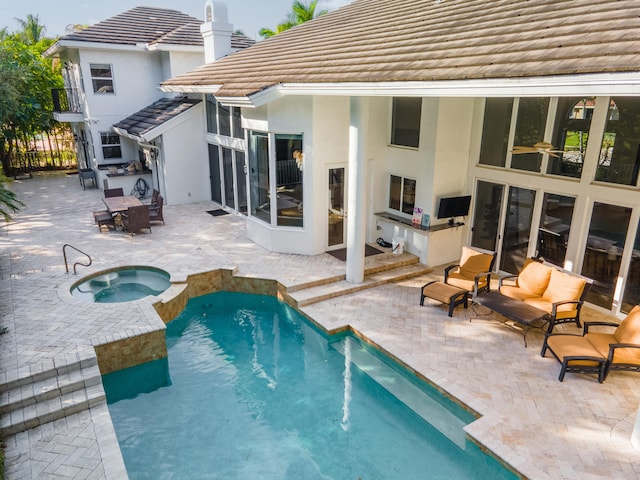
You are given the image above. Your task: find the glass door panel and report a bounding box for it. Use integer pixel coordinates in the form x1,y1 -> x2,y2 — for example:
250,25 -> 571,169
499,187 -> 536,274
581,202 -> 631,309
328,167 -> 346,247
249,132 -> 270,223
536,193 -> 575,267
222,147 -> 235,210
470,180 -> 504,253
208,144 -> 222,204
235,151 -> 247,215
622,219 -> 640,314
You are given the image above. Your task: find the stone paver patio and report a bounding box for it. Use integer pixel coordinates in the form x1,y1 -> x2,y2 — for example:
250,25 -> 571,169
1,172 -> 639,479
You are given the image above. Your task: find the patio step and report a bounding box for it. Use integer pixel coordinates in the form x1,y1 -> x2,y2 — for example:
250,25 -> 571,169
290,261 -> 433,307
0,357 -> 105,437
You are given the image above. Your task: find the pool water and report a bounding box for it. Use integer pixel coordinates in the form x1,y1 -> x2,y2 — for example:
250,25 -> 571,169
103,292 -> 518,479
70,267 -> 170,303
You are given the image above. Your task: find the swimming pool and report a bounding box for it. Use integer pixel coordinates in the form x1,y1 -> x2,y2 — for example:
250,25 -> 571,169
70,266 -> 171,303
103,292 -> 518,479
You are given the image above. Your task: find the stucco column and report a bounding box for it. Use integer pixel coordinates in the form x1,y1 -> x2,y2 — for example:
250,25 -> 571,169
346,97 -> 368,284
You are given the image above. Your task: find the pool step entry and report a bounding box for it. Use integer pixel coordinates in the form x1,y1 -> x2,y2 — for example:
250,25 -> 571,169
0,355 -> 105,437
289,254 -> 433,307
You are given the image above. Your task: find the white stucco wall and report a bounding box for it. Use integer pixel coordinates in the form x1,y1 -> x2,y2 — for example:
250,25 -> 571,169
158,103 -> 209,205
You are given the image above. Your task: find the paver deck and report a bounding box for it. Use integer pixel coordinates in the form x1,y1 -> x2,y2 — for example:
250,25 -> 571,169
1,172 -> 639,479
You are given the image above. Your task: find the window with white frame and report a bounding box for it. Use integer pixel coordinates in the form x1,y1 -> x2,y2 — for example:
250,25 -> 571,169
100,132 -> 121,159
90,64 -> 114,94
390,97 -> 422,148
388,174 -> 416,215
205,95 -> 244,139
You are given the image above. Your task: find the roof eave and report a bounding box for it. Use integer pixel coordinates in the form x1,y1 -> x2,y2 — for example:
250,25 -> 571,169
161,84 -> 222,94
277,72 -> 640,97
147,43 -> 203,53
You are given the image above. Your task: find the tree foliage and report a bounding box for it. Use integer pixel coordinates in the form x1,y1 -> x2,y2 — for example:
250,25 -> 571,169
0,14 -> 63,217
259,0 -> 328,39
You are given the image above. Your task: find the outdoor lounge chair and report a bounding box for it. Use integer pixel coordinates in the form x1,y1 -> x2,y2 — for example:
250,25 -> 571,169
122,205 -> 151,235
541,305 -> 640,382
149,194 -> 164,225
104,187 -> 124,198
443,245 -> 496,295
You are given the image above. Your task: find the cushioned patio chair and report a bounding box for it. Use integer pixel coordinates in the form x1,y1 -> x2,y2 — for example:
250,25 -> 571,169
149,194 -> 164,225
104,187 -> 124,198
443,245 -> 496,296
541,305 -> 640,382
499,258 -> 592,333
122,205 -> 151,235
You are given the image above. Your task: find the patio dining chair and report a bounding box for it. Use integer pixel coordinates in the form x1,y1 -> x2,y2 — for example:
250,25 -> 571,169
104,187 -> 124,198
149,194 -> 164,225
122,205 -> 151,235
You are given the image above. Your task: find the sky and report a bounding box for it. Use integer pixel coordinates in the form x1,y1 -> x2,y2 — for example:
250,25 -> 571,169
1,0 -> 352,41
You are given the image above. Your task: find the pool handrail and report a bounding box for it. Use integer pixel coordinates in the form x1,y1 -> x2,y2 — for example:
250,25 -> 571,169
63,243 -> 92,274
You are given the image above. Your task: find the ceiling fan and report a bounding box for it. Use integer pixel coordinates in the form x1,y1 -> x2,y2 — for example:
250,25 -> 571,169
511,142 -> 565,158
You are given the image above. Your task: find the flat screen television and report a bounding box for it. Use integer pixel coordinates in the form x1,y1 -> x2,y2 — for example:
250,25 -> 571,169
436,195 -> 472,220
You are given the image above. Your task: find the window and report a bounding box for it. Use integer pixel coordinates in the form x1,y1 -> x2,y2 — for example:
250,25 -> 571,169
478,98 -> 513,167
90,64 -> 114,94
499,186 -> 536,274
391,97 -> 421,148
595,98 -> 640,186
232,107 -> 243,139
248,131 -> 270,223
275,134 -> 303,227
547,97 -> 594,178
388,175 -> 416,215
206,95 -> 218,134
218,103 -> 231,137
510,98 -> 550,172
100,132 -> 121,159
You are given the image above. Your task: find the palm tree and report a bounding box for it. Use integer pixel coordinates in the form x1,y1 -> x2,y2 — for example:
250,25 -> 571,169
14,14 -> 46,45
0,173 -> 24,221
259,0 -> 328,39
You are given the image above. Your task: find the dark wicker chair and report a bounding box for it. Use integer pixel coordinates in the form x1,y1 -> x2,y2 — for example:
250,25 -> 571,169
122,205 -> 151,235
93,210 -> 115,232
104,187 -> 124,198
150,189 -> 160,206
149,194 -> 164,225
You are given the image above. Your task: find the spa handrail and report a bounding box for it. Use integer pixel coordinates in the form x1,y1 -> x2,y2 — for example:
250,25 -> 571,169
63,244 -> 92,274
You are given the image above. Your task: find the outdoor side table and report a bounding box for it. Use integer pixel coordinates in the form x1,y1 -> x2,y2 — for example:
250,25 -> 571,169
420,281 -> 468,317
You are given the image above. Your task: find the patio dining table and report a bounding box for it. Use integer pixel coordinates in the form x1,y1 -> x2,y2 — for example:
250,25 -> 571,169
103,195 -> 143,214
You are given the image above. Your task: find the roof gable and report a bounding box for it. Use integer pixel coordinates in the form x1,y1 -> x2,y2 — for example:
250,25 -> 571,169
162,0 -> 640,98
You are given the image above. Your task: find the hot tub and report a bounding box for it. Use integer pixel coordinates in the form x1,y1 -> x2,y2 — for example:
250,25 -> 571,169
70,266 -> 171,303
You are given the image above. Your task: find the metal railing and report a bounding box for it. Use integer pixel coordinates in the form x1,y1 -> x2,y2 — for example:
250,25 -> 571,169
51,88 -> 83,114
63,244 -> 92,274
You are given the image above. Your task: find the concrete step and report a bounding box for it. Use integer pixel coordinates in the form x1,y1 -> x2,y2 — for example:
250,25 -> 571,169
0,363 -> 102,415
291,262 -> 433,307
0,357 -> 105,437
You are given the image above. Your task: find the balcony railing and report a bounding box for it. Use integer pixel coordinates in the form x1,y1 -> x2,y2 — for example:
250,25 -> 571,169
51,88 -> 83,114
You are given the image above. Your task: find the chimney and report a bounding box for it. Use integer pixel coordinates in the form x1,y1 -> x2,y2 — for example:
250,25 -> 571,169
201,1 -> 233,63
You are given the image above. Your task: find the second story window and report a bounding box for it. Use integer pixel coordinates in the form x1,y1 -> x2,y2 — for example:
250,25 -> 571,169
100,132 -> 121,159
391,97 -> 422,148
90,64 -> 114,94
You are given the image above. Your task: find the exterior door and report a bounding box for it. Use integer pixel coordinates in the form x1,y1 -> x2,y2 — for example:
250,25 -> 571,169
328,167 -> 346,248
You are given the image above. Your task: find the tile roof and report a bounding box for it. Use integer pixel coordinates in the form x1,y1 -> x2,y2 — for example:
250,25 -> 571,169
58,6 -> 254,49
112,96 -> 201,139
162,0 -> 640,98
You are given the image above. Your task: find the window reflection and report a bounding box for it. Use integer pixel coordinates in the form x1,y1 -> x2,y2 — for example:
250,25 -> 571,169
511,98 -> 550,172
537,193 -> 575,267
547,97 -> 594,178
595,98 -> 640,186
581,202 -> 631,309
